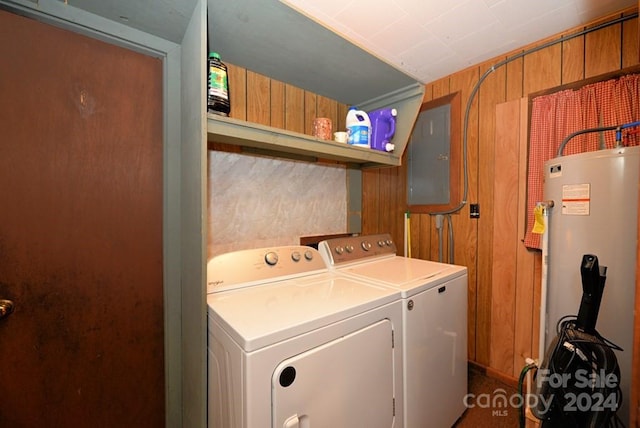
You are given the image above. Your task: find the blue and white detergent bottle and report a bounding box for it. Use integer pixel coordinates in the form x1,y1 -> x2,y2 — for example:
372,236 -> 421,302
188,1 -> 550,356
346,107 -> 371,147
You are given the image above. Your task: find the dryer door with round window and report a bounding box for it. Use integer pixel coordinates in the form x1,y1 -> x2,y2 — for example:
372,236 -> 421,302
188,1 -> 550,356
272,319 -> 395,428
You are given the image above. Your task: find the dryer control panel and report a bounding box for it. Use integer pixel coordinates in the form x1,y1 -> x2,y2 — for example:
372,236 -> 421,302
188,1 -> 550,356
207,246 -> 327,293
318,233 -> 397,266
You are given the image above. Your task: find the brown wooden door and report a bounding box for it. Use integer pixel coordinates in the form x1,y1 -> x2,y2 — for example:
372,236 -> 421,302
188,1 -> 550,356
0,10 -> 165,426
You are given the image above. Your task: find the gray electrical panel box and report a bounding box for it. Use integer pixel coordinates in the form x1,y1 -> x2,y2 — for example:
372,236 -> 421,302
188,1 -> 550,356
407,103 -> 451,205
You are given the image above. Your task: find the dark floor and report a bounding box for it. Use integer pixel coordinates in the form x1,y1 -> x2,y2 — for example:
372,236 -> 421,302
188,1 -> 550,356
453,366 -> 522,428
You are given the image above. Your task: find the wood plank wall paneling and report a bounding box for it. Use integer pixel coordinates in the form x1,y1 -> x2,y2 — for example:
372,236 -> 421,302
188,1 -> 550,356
220,62 -> 352,156
316,95 -> 338,133
361,169 -> 379,234
623,15 -> 639,68
523,43 -> 562,95
247,70 -> 270,126
490,99 -> 520,375
450,67 -> 481,361
491,98 -> 542,377
506,54 -> 524,101
224,63 -> 349,138
513,98 -> 539,372
378,168 -> 392,233
228,64 -> 246,120
361,6 -> 639,382
285,84 -> 305,134
585,22 -> 622,78
562,36 -> 585,84
476,59 -> 504,366
270,80 -> 285,129
304,92 -> 317,135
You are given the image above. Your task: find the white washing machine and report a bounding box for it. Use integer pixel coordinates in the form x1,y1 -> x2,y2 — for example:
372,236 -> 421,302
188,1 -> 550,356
207,245 -> 405,428
318,233 -> 468,428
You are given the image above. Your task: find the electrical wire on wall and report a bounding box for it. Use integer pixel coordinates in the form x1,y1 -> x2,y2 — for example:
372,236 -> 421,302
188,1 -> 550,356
427,11 -> 638,264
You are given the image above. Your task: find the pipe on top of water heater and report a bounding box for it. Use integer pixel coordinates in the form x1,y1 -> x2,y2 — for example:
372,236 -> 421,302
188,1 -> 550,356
615,120 -> 640,146
556,121 -> 640,157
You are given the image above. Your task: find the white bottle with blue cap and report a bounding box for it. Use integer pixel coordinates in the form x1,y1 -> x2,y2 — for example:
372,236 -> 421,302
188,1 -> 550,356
346,107 -> 371,148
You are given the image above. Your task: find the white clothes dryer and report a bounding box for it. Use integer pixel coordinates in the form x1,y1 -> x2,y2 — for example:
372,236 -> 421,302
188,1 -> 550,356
318,233 -> 468,428
207,245 -> 404,428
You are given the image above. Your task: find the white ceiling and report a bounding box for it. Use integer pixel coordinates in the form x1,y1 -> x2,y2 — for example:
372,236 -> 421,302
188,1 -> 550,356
281,0 -> 637,84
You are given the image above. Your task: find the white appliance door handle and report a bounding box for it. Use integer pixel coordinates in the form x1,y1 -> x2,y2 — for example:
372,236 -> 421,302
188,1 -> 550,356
283,414 -> 300,428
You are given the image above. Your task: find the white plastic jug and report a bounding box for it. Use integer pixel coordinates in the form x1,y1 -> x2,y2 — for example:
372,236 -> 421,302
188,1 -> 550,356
346,107 -> 371,148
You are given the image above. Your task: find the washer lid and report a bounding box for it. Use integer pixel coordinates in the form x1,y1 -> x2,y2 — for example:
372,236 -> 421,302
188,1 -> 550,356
340,256 -> 467,296
207,272 -> 400,352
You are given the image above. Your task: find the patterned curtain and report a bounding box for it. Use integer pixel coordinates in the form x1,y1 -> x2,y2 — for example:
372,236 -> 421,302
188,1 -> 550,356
524,74 -> 640,249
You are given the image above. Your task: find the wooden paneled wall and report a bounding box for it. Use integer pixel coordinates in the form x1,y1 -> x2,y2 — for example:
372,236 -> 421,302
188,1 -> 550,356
361,6 -> 639,379
490,98 -> 538,378
224,65 -> 349,138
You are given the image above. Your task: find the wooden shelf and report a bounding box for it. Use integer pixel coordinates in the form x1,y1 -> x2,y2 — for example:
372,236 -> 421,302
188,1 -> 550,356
207,82 -> 425,168
208,114 -> 401,168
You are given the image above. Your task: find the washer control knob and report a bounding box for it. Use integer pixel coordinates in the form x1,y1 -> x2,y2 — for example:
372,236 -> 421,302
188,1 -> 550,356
265,252 -> 279,266
386,239 -> 393,246
304,250 -> 314,261
377,240 -> 385,247
335,246 -> 344,255
361,241 -> 372,251
291,251 -> 301,262
345,245 -> 354,253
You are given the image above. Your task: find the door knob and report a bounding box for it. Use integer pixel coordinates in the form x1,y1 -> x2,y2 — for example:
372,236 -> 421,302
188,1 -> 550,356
0,299 -> 14,320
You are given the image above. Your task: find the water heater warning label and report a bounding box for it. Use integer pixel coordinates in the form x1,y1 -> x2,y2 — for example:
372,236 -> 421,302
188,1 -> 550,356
561,183 -> 590,215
